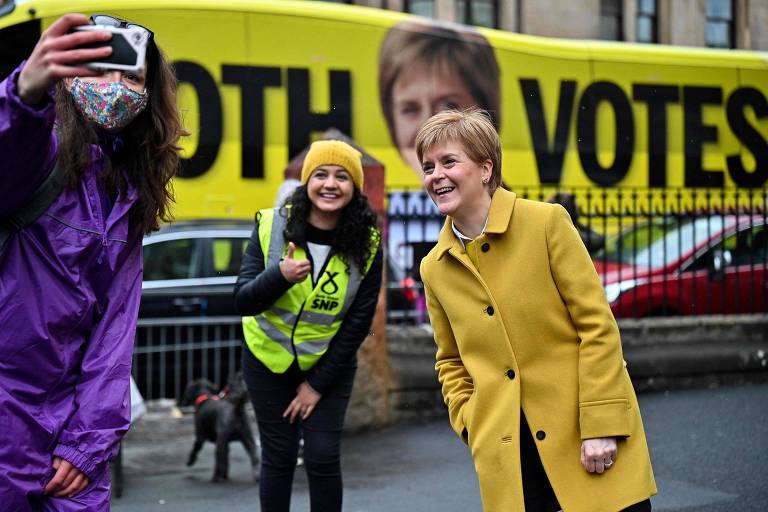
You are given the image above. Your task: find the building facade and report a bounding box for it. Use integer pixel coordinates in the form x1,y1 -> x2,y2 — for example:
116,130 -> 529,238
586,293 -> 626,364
328,0 -> 768,51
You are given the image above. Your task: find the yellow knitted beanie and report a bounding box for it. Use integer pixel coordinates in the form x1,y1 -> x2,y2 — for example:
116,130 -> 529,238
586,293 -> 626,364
300,140 -> 364,190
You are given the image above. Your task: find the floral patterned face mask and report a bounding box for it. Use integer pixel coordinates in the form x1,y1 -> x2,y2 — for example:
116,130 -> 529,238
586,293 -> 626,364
69,78 -> 148,131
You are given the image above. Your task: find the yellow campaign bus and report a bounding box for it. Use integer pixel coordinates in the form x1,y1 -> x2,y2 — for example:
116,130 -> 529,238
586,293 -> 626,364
1,0 -> 766,221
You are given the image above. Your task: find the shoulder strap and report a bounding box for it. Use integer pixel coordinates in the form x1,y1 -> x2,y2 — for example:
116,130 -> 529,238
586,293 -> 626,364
0,158 -> 66,252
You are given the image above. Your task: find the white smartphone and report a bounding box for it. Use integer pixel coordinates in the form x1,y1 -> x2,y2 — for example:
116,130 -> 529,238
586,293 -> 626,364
71,25 -> 149,73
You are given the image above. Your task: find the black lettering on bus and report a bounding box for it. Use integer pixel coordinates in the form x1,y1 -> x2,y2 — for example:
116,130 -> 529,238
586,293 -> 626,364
683,86 -> 724,187
633,84 -> 679,187
173,61 -> 222,179
726,87 -> 768,188
287,69 -> 352,159
222,65 -> 282,179
576,81 -> 634,186
519,79 -> 576,185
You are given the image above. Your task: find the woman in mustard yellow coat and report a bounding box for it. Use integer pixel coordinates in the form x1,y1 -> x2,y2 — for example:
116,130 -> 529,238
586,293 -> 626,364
416,109 -> 657,512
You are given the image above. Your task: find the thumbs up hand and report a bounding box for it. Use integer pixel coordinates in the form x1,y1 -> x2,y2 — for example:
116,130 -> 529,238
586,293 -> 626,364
279,242 -> 311,283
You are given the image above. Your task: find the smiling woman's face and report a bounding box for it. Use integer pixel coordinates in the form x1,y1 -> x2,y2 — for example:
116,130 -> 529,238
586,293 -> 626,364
420,141 -> 491,219
391,66 -> 476,172
307,165 -> 355,215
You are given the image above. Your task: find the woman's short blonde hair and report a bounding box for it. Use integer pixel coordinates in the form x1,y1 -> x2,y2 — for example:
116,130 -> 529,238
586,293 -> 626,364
415,108 -> 502,192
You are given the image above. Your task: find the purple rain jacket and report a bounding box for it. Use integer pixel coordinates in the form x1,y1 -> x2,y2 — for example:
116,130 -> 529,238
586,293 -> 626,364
0,63 -> 142,490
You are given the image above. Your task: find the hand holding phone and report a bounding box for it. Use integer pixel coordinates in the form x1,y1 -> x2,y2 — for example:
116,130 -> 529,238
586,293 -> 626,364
71,25 -> 149,73
16,14 -> 113,106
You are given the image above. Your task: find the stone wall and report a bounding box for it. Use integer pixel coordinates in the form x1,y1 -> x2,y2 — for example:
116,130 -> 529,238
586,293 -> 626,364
384,314 -> 768,423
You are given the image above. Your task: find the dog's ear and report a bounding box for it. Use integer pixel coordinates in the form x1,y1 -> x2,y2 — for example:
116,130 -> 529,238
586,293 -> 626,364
180,379 -> 216,406
199,379 -> 218,394
180,380 -> 200,407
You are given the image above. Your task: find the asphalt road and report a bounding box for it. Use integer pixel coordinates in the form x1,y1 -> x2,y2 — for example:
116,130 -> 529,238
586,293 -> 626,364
111,383 -> 768,511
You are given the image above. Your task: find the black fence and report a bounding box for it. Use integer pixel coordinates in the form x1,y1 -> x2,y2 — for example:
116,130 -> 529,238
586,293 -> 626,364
385,187 -> 767,321
131,188 -> 766,400
132,317 -> 243,401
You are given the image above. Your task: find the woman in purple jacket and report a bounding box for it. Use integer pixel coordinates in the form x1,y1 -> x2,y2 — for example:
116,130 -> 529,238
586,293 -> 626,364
0,13 -> 185,510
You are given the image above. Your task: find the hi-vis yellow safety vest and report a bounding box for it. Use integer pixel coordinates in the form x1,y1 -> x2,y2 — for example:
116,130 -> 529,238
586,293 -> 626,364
242,208 -> 379,373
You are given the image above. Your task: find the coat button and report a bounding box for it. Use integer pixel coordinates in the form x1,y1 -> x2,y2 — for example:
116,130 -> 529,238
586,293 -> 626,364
506,369 -> 515,380
481,242 -> 490,252
536,430 -> 546,441
486,306 -> 494,316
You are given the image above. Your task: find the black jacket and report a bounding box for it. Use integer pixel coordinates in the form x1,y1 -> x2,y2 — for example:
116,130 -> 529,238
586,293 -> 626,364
234,217 -> 383,394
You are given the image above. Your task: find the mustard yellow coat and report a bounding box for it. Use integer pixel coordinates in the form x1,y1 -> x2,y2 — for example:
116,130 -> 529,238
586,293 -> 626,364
421,189 -> 656,512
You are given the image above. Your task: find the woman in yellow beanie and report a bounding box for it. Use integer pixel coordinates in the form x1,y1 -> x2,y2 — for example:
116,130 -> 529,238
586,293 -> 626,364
235,140 -> 381,512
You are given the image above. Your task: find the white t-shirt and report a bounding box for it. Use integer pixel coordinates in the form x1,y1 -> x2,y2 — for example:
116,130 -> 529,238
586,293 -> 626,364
307,242 -> 332,283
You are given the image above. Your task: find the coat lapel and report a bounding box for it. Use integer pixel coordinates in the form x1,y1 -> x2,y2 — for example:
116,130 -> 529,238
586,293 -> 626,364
432,189 -> 519,288
485,188 -> 517,235
433,188 -> 518,262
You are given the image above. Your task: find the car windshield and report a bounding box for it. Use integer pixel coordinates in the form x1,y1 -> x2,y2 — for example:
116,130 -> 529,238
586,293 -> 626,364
595,216 -> 727,268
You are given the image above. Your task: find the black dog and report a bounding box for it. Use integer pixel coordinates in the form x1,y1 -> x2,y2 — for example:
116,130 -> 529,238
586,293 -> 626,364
180,372 -> 260,482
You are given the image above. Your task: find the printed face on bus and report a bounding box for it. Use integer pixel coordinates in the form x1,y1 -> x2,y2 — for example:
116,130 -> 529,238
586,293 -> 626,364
392,66 -> 476,172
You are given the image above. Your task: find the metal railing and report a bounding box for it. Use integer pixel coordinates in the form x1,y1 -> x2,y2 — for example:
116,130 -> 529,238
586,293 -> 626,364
132,316 -> 243,401
131,187 -> 766,399
385,187 -> 767,321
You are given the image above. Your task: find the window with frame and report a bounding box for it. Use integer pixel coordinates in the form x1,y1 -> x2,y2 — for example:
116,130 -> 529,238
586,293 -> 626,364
725,225 -> 768,267
706,0 -> 734,48
208,238 -> 250,278
455,0 -> 499,29
688,223 -> 767,271
143,239 -> 202,281
636,0 -> 657,43
405,0 -> 435,18
600,0 -> 624,40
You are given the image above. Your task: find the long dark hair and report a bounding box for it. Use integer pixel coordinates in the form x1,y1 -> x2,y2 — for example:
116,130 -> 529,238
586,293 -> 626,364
54,40 -> 187,233
283,185 -> 379,271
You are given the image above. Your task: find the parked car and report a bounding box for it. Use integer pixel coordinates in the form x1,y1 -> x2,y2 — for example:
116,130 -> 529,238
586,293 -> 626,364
140,219 -> 253,318
140,219 -> 421,320
593,215 -> 767,317
136,219 -> 423,398
136,220 -> 253,398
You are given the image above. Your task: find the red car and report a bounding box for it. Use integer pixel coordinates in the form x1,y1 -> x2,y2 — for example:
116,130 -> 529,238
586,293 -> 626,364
593,215 -> 767,318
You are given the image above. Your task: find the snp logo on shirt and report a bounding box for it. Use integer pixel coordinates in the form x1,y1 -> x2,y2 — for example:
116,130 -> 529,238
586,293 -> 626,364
312,271 -> 341,311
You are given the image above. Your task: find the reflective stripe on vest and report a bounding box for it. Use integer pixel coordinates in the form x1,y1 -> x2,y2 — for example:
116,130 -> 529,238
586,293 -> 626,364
242,207 -> 378,373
